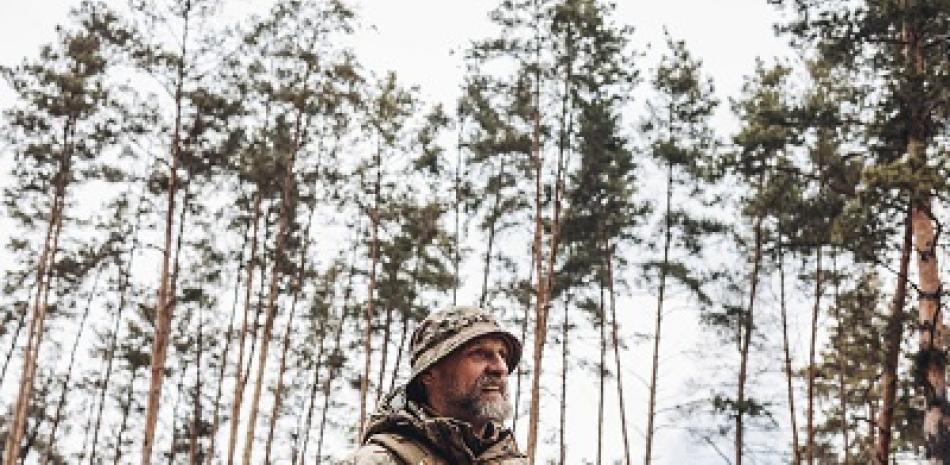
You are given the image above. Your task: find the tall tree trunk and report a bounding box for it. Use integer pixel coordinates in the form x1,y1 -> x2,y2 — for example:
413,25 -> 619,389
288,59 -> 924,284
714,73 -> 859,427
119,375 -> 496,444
88,188 -> 144,465
513,252 -> 534,437
141,4 -> 190,463
241,107 -> 303,465
112,365 -> 139,465
874,207 -> 912,464
830,250 -> 850,464
525,16 -> 545,462
527,23 -> 572,461
263,209 -> 315,465
453,113 -> 463,306
606,238 -> 631,465
41,266 -> 103,465
902,1 -> 947,459
206,214 -> 250,465
914,199 -> 945,461
359,144 -> 383,440
375,295 -> 395,404
226,191 -> 262,465
3,121 -> 71,465
188,305 -> 204,465
807,245 -> 822,465
645,159 -> 674,465
314,261 -> 356,465
558,292 -> 569,465
778,231 -> 801,465
736,184 -> 765,465
597,279 -> 606,465
479,157 -> 507,307
390,248 -> 422,394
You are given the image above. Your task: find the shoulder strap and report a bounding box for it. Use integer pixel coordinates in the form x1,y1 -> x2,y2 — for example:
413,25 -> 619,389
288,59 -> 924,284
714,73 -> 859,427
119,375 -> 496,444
367,433 -> 448,465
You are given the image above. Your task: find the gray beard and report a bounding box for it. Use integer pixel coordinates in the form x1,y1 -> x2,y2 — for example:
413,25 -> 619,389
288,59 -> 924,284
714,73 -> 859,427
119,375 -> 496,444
450,375 -> 512,425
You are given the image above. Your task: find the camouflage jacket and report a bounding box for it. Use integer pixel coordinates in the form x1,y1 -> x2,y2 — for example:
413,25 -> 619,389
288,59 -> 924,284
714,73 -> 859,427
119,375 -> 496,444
338,388 -> 527,465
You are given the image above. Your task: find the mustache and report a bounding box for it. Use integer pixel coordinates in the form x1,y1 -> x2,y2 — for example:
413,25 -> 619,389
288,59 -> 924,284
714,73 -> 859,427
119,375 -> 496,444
474,374 -> 507,393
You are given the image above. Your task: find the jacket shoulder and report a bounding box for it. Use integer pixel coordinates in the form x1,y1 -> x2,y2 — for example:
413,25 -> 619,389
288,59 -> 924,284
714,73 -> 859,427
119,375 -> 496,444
337,443 -> 402,465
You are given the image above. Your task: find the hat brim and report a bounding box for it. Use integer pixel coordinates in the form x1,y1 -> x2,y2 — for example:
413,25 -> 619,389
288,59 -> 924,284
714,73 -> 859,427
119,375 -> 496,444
408,322 -> 522,387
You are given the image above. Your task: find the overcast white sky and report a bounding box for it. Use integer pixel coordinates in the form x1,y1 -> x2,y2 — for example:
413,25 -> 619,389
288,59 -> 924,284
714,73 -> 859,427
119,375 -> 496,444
0,1 -> 799,464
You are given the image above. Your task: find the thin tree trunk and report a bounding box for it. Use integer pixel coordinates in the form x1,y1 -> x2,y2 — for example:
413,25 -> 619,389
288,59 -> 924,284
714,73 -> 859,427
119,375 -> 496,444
645,160 -> 674,465
453,112 -> 463,306
558,292 -> 569,465
41,265 -> 103,465
112,365 -> 139,465
606,237 -> 631,465
141,4 -> 190,462
873,207 -> 912,464
89,187 -> 144,465
263,202 -> 317,465
167,347 -> 191,465
241,106 -> 303,465
314,261 -> 355,465
206,214 -> 250,465
390,248 -> 422,394
830,249 -> 850,464
525,12 -> 545,461
359,144 -> 383,440
188,306 -> 204,465
375,296 -> 394,405
778,232 -> 800,465
3,121 -> 71,465
597,278 -> 606,465
479,157 -> 507,307
295,312 -> 330,465
226,191 -> 262,465
513,253 -> 534,437
736,184 -> 765,465
527,21 -> 573,462
807,244 -> 822,465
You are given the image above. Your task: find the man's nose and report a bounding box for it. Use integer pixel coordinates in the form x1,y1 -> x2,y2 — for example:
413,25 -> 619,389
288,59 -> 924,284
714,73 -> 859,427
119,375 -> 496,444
487,352 -> 508,374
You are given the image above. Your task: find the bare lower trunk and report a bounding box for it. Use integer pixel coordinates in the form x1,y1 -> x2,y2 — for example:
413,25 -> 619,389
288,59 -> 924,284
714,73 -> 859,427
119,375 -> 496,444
606,240 -> 631,465
807,245 -> 822,465
597,279 -> 606,465
559,293 -> 569,465
645,160 -> 673,465
375,302 -> 394,404
207,216 -> 251,465
264,205 -> 316,465
736,203 -> 764,465
359,146 -> 383,440
241,108 -> 302,465
90,190 -> 143,465
479,157 -> 507,307
830,250 -> 850,463
226,192 -> 262,465
112,366 -> 139,465
3,123 -> 71,465
41,267 -> 102,465
188,309 -> 204,465
913,200 -> 946,462
513,253 -> 534,437
874,208 -> 912,464
778,234 -> 800,465
140,7 -> 190,462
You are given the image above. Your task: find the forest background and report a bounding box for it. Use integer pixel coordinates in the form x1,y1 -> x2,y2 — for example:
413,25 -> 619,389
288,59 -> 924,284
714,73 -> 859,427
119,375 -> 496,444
0,0 -> 948,465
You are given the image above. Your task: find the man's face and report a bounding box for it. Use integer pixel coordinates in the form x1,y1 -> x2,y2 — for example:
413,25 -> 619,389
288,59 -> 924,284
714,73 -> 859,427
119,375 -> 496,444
422,335 -> 513,427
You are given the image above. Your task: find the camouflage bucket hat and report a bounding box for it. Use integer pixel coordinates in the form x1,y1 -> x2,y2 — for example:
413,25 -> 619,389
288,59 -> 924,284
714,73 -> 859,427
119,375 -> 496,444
409,306 -> 522,386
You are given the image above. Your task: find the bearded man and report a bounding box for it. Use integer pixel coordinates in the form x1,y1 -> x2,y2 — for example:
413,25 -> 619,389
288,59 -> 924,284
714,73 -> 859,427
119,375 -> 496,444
339,306 -> 528,465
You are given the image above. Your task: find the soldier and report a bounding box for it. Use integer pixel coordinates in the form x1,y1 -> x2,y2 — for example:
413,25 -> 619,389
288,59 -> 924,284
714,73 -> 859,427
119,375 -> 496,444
339,306 -> 528,465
